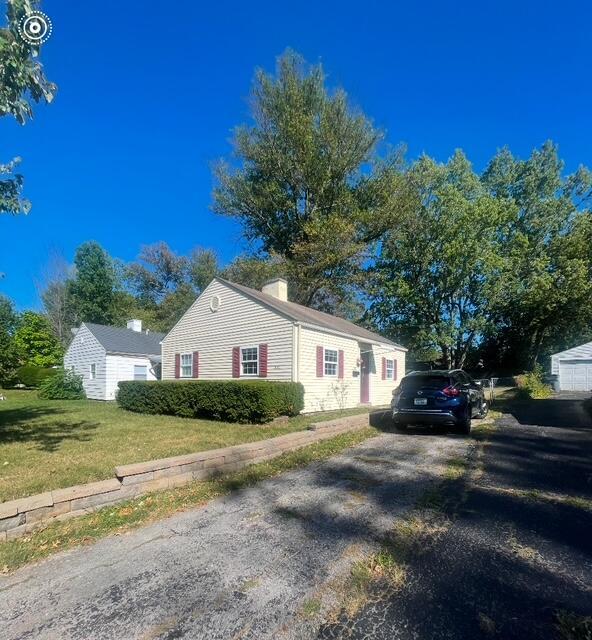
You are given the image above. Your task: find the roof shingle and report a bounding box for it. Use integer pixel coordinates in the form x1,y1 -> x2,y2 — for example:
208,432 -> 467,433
84,323 -> 164,356
217,278 -> 405,350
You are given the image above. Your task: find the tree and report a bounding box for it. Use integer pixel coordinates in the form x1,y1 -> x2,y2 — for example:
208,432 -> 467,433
67,242 -> 116,324
189,247 -> 219,293
125,242 -> 188,305
1,0 -> 56,214
0,294 -> 20,385
482,142 -> 592,370
213,50 -> 410,312
221,255 -> 285,290
38,251 -> 75,345
369,151 -> 516,369
13,311 -> 62,366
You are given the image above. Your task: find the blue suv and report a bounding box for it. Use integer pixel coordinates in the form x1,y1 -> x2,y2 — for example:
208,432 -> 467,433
391,370 -> 488,434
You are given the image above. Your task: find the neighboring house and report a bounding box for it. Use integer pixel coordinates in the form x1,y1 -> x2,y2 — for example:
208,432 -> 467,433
551,341 -> 592,391
64,320 -> 165,400
162,278 -> 406,412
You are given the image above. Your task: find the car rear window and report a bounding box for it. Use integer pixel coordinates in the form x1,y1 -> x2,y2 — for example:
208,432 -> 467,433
401,375 -> 451,389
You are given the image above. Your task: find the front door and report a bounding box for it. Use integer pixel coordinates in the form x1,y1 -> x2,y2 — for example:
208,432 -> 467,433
360,351 -> 370,403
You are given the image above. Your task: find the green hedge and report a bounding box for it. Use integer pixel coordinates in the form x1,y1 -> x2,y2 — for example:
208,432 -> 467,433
16,366 -> 58,388
117,380 -> 305,424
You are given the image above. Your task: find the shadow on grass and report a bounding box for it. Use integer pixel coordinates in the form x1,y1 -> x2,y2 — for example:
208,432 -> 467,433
0,405 -> 99,452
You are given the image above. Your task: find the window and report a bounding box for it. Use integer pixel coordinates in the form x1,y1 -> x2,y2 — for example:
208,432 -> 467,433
241,346 -> 259,376
89,363 -> 96,380
386,359 -> 395,379
180,353 -> 193,378
134,365 -> 148,381
324,348 -> 338,376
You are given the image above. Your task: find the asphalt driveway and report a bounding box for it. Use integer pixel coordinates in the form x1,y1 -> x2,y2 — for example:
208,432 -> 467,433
318,393 -> 592,639
1,423 -> 468,640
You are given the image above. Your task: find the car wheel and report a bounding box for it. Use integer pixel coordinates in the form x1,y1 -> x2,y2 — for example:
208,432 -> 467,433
458,409 -> 471,435
478,401 -> 489,418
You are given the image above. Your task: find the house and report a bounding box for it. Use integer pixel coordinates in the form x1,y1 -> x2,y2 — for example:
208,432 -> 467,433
64,320 -> 165,400
550,341 -> 592,391
161,278 -> 406,412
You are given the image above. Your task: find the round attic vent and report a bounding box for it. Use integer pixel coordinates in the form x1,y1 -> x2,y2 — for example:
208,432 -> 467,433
210,295 -> 221,312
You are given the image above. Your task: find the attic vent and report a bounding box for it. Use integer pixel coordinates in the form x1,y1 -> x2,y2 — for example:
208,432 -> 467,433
210,295 -> 221,312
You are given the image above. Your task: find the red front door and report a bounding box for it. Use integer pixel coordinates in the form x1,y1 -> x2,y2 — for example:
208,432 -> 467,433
360,351 -> 370,403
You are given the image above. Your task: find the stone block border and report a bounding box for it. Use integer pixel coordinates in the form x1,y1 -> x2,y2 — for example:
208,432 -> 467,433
0,413 -> 370,541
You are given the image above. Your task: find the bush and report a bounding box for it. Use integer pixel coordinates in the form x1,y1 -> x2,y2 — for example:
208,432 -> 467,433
38,369 -> 86,400
517,366 -> 553,399
16,365 -> 58,388
117,380 -> 305,424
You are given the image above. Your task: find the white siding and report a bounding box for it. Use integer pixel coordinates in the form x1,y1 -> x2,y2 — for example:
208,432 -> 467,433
368,345 -> 406,406
162,280 -> 294,381
552,341 -> 592,375
63,325 -> 107,400
298,327 -> 361,412
552,341 -> 592,390
297,326 -> 406,412
105,355 -> 158,400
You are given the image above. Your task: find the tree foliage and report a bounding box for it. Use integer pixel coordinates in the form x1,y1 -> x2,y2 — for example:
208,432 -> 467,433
481,142 -> 592,370
0,0 -> 56,215
213,50 -> 411,311
67,242 -> 116,325
13,310 -> 62,367
369,151 -> 516,368
0,294 -> 20,386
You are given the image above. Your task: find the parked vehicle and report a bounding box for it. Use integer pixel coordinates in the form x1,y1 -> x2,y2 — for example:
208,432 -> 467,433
391,370 -> 488,434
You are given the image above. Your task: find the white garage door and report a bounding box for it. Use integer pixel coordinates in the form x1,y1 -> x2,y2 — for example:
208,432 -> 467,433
559,360 -> 592,391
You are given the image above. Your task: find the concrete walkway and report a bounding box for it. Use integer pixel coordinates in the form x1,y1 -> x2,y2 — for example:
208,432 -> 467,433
1,428 -> 468,640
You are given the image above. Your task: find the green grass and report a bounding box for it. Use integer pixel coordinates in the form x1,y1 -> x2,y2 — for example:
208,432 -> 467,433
0,427 -> 378,573
0,390 -> 370,503
301,599 -> 322,617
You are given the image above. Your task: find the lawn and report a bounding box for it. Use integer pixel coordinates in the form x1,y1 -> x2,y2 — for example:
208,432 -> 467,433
0,390 -> 369,503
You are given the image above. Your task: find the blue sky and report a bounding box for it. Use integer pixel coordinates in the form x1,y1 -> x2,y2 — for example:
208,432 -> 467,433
1,0 -> 591,309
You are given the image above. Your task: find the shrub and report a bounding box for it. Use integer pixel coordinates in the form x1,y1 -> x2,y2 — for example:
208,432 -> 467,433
16,365 -> 58,388
38,369 -> 86,400
117,380 -> 305,424
517,365 -> 553,400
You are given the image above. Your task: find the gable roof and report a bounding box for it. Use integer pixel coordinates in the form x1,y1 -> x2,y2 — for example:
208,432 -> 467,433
552,340 -> 592,359
216,278 -> 406,350
84,323 -> 165,356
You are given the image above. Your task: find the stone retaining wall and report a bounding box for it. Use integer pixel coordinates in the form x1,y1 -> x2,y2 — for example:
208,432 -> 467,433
0,413 -> 370,541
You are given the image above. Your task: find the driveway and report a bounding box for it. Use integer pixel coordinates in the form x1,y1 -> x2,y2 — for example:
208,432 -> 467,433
318,393 -> 592,639
1,425 -> 468,640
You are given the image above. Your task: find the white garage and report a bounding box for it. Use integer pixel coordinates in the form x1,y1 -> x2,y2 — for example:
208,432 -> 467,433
551,341 -> 592,391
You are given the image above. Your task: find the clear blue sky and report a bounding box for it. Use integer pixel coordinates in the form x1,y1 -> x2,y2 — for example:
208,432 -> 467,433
1,0 -> 591,309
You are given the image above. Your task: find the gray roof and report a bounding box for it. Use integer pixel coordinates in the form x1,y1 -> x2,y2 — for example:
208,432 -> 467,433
217,278 -> 406,350
85,323 -> 165,356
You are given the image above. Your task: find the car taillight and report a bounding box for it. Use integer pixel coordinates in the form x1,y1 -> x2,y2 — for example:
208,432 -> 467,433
442,385 -> 459,397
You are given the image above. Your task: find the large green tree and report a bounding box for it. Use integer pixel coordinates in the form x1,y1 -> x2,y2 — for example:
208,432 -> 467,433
482,142 -> 592,369
369,151 -> 516,369
67,242 -> 116,324
213,50 -> 410,311
13,310 -> 62,366
0,0 -> 56,214
0,294 -> 20,385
